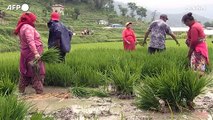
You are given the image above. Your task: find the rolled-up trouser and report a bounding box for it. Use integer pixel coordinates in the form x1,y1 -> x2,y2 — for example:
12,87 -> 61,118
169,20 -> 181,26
19,74 -> 45,94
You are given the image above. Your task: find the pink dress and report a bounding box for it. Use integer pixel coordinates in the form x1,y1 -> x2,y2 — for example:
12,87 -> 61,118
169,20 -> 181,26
122,28 -> 137,51
19,24 -> 45,76
18,24 -> 45,93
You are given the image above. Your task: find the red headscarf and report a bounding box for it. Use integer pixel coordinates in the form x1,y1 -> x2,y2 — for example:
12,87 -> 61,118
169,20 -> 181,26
14,12 -> 37,35
51,12 -> 60,21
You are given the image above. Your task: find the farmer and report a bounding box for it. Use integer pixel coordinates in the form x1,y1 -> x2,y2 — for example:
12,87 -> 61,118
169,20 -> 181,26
142,14 -> 180,54
182,12 -> 209,74
15,12 -> 45,94
122,22 -> 137,51
47,12 -> 73,62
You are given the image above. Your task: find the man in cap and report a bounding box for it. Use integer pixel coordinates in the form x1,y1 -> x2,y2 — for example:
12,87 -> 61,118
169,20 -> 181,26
47,12 -> 73,62
142,14 -> 180,54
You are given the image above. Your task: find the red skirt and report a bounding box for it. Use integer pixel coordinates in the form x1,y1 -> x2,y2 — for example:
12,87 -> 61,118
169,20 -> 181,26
123,41 -> 136,51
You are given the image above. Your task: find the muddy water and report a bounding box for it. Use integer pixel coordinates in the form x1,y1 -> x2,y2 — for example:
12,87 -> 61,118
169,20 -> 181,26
20,86 -> 213,120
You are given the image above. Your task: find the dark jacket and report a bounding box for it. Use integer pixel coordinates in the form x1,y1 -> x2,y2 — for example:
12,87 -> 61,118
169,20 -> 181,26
47,20 -> 73,53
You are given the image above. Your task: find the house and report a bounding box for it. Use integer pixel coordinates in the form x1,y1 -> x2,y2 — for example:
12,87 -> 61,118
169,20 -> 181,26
206,27 -> 213,30
52,4 -> 64,15
98,20 -> 109,25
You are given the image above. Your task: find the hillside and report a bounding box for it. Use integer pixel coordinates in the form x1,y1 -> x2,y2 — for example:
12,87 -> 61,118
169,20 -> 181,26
114,1 -> 212,27
0,0 -> 147,52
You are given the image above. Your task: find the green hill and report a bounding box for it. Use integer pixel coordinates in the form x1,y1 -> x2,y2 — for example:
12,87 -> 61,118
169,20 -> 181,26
0,0 -> 147,52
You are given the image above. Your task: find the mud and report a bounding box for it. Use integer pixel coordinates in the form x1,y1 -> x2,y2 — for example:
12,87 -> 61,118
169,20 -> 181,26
20,86 -> 213,120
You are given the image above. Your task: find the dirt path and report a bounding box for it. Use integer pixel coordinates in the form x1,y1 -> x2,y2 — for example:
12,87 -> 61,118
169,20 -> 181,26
20,86 -> 213,120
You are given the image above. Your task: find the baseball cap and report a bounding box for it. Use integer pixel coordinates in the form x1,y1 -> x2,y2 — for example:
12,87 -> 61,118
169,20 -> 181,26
160,14 -> 168,20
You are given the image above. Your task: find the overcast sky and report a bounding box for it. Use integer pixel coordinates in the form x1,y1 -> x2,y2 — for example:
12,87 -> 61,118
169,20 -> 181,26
115,0 -> 213,19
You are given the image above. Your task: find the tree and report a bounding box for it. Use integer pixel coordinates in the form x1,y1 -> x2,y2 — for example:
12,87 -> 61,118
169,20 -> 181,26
204,21 -> 213,27
127,2 -> 138,18
62,0 -> 115,10
136,7 -> 147,19
105,0 -> 114,12
118,5 -> 128,17
71,8 -> 80,20
107,13 -> 117,23
151,10 -> 157,22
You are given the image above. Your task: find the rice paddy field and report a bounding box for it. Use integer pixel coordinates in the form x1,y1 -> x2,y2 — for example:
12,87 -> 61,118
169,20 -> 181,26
1,39 -> 213,119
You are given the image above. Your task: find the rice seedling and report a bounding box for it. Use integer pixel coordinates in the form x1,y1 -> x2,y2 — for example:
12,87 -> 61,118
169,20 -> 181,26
0,42 -> 212,112
34,48 -> 61,64
30,112 -> 54,120
45,64 -> 74,87
71,87 -> 109,98
135,68 -> 212,111
135,83 -> 160,111
0,95 -> 30,120
70,87 -> 90,98
72,66 -> 105,87
180,70 -> 212,109
70,87 -> 108,98
108,63 -> 141,96
0,75 -> 16,95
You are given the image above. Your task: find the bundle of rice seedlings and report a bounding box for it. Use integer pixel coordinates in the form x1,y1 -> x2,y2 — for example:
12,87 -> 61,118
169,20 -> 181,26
72,66 -> 105,87
135,68 -> 212,111
180,70 -> 212,109
30,112 -> 53,120
135,83 -> 160,111
70,87 -> 90,98
34,48 -> 61,64
0,95 -> 30,120
0,75 -> 16,96
109,64 -> 140,97
70,87 -> 108,98
32,48 -> 61,76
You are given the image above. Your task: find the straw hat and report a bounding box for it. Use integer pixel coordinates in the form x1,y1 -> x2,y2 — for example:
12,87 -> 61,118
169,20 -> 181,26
125,22 -> 132,27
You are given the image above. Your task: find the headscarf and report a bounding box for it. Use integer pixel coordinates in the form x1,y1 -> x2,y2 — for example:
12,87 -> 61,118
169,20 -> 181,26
14,12 -> 37,35
50,12 -> 60,21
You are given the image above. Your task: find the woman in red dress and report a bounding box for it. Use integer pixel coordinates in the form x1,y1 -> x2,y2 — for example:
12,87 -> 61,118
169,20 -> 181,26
182,12 -> 209,75
122,22 -> 137,51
